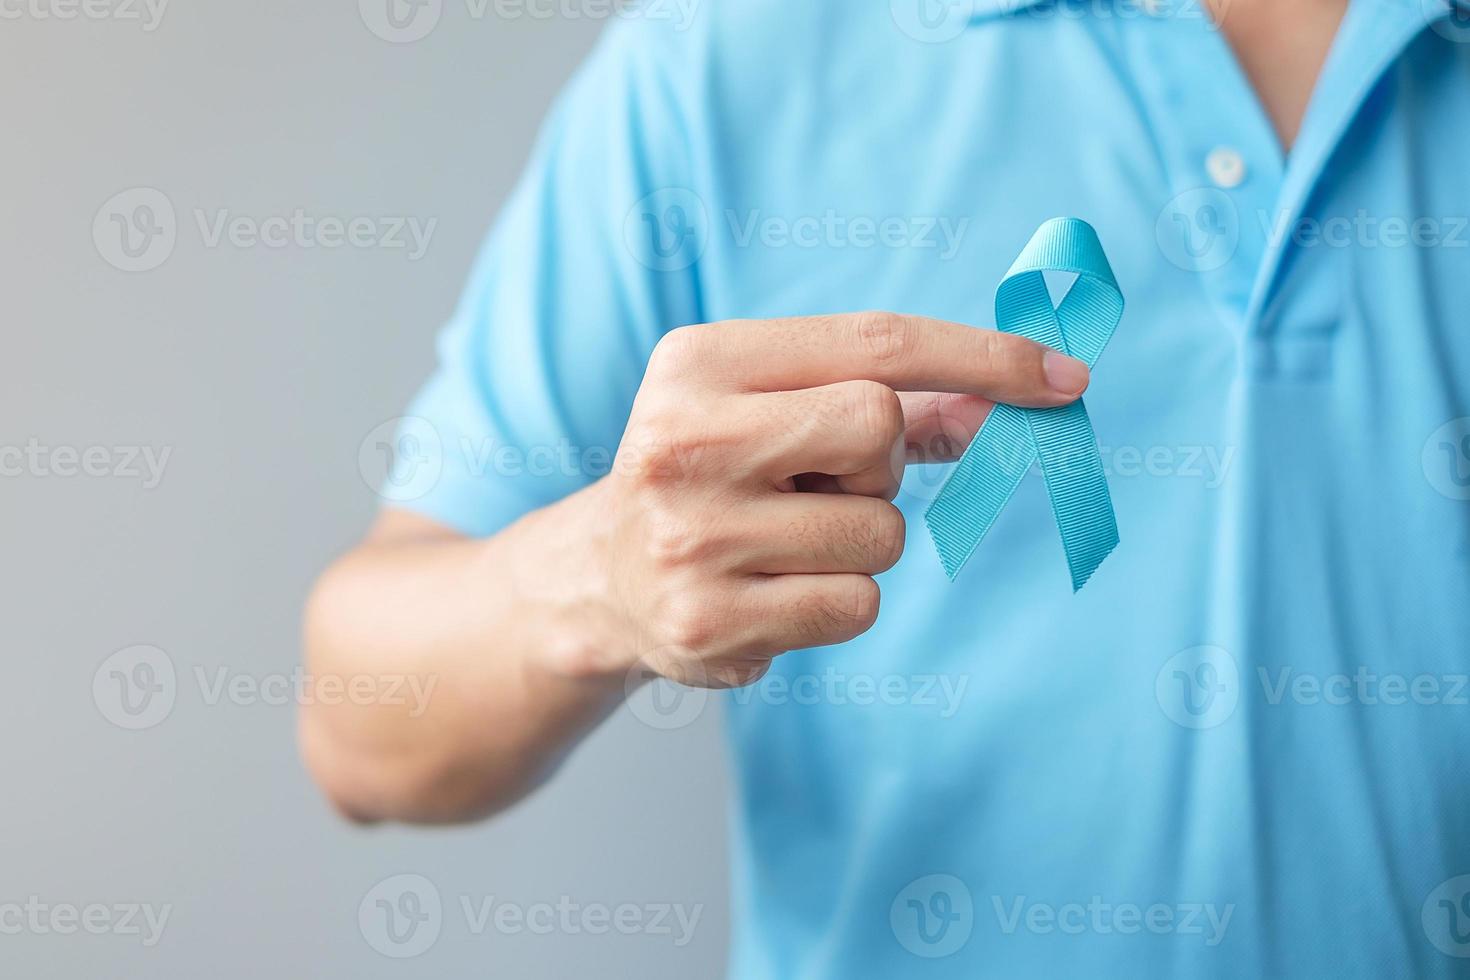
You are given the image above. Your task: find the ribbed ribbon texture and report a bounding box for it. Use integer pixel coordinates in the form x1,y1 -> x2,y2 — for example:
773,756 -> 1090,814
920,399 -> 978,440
923,217 -> 1124,591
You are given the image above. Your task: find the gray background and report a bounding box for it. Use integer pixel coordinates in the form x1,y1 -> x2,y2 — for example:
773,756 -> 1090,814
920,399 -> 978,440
2,3 -> 729,977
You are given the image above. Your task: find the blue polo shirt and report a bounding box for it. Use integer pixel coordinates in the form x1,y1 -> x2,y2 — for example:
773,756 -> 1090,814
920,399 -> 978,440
394,0 -> 1470,975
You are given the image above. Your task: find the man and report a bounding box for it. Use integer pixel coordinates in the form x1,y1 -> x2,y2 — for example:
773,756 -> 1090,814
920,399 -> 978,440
301,0 -> 1470,974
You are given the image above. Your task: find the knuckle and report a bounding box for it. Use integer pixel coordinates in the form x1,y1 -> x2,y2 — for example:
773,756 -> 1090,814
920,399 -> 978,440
660,592 -> 718,653
642,504 -> 705,569
620,413 -> 705,489
649,324 -> 708,376
981,328 -> 1030,379
846,380 -> 905,448
853,311 -> 914,367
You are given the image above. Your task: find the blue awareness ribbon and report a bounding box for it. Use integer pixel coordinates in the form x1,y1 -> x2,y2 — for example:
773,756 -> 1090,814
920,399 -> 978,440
923,218 -> 1124,591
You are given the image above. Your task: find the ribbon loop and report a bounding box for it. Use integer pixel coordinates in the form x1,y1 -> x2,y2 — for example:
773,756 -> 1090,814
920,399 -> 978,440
923,218 -> 1124,591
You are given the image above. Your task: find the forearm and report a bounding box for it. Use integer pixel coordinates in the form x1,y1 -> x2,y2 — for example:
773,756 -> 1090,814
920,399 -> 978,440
300,485 -> 630,824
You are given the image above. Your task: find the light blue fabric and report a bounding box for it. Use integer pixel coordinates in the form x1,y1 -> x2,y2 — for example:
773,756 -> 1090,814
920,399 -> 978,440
925,217 -> 1124,588
396,1 -> 1470,976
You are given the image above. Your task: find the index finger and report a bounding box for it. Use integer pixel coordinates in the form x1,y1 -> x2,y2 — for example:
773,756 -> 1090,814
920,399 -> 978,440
681,311 -> 1089,407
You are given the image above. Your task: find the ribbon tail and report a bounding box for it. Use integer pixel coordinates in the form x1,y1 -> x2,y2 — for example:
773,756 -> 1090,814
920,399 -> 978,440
1024,399 -> 1120,592
923,403 -> 1036,580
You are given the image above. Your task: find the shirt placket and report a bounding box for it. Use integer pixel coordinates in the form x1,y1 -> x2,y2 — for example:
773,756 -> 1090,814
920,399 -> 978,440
1125,0 -> 1446,381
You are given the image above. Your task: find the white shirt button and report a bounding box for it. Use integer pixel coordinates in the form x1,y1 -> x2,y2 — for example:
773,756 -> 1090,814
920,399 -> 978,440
1206,146 -> 1248,189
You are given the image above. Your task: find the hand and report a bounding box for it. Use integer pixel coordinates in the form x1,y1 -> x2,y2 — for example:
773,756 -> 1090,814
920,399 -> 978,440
583,312 -> 1090,689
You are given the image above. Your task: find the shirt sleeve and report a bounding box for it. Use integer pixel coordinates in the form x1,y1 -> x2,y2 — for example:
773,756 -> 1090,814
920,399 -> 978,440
388,19 -> 706,537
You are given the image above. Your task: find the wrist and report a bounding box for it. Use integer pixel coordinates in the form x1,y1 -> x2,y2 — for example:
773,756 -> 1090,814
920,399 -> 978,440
505,479 -> 640,687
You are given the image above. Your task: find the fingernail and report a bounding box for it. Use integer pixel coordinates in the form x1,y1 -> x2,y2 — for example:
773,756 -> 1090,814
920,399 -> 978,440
1043,351 -> 1089,396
